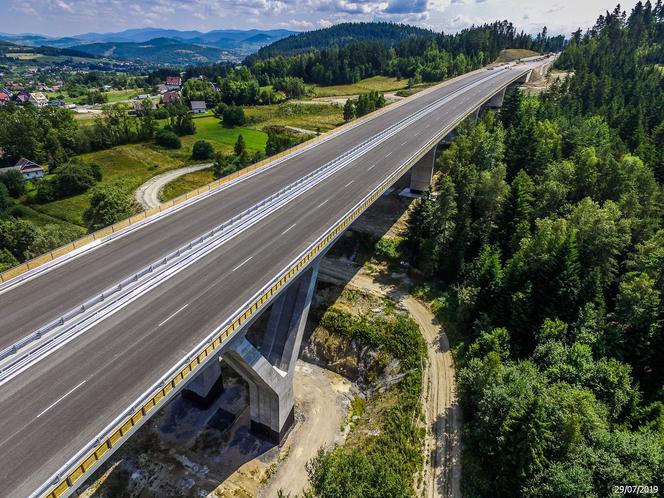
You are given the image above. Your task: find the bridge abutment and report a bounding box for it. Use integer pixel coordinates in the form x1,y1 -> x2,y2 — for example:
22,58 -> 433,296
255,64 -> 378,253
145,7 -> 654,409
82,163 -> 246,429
223,262 -> 319,443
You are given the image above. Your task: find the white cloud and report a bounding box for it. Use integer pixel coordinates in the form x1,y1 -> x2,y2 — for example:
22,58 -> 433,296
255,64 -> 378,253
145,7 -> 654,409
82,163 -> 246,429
0,0 -> 645,37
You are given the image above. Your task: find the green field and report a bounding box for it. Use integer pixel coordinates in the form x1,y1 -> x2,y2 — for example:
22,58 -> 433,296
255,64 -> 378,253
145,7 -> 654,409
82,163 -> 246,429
188,115 -> 268,151
47,89 -> 140,105
245,103 -> 343,132
6,53 -> 44,60
104,89 -> 141,103
313,76 -> 410,97
161,168 -> 215,202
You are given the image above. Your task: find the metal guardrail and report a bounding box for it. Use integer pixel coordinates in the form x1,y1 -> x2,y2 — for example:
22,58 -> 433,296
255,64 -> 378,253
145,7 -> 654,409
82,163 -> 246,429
0,71 -> 493,369
0,63 -> 474,287
35,63 -> 540,498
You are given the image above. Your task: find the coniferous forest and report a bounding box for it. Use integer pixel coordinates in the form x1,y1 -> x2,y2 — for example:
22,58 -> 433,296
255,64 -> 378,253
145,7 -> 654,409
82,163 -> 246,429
407,3 -> 664,496
245,21 -> 565,86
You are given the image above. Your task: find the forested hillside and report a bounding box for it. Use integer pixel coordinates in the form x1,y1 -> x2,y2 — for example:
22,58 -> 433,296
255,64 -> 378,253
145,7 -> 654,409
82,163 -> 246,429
250,22 -> 435,58
407,3 -> 664,496
246,21 -> 565,86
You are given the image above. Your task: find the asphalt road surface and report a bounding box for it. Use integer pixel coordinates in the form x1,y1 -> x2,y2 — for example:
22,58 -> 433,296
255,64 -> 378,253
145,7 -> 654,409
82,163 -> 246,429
0,60 -> 546,497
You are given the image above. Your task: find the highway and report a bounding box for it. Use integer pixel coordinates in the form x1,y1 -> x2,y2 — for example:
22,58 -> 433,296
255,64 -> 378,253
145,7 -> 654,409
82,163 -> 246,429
0,60 -> 549,497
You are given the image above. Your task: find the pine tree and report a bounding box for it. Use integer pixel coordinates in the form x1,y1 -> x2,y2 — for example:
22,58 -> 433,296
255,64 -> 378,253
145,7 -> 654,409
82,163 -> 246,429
234,134 -> 246,156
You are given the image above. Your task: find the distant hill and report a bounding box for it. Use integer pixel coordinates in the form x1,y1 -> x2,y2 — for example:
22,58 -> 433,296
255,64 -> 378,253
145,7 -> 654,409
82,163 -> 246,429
0,40 -> 96,59
250,22 -> 436,59
70,37 -> 234,65
0,28 -> 297,64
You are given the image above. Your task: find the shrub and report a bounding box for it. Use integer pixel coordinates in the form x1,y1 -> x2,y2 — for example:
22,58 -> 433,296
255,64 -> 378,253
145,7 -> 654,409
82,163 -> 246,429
0,170 -> 26,197
155,129 -> 181,149
222,105 -> 246,127
0,183 -> 11,213
35,180 -> 58,203
83,184 -> 138,231
53,161 -> 100,197
192,140 -> 215,160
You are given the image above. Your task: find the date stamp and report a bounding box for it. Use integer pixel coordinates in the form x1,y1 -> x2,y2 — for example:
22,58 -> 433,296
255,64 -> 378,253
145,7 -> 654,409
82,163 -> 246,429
613,485 -> 659,495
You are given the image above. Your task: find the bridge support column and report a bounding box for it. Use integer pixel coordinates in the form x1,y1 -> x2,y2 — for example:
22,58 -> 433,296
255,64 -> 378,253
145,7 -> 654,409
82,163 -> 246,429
401,143 -> 437,196
441,129 -> 457,145
516,70 -> 532,84
182,357 -> 225,407
223,262 -> 319,443
485,87 -> 507,108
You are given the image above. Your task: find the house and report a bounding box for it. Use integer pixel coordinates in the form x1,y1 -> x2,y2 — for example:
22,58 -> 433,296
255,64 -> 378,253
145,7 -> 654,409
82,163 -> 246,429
0,88 -> 12,97
157,84 -> 169,94
29,92 -> 48,108
190,101 -> 207,114
0,93 -> 8,105
15,92 -> 30,104
102,85 -> 112,91
162,91 -> 180,105
165,75 -> 182,90
135,94 -> 150,100
48,100 -> 66,108
0,158 -> 45,180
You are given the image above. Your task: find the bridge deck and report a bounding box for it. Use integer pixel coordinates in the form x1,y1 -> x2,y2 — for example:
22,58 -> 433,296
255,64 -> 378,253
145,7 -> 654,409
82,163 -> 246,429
0,61 -> 545,497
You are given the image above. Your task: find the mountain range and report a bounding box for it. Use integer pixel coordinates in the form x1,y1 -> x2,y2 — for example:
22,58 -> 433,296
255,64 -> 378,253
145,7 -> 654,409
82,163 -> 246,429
0,28 -> 297,65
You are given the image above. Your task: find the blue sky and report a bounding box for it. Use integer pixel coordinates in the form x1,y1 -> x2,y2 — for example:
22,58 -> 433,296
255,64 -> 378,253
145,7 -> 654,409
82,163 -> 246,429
1,0 -> 640,37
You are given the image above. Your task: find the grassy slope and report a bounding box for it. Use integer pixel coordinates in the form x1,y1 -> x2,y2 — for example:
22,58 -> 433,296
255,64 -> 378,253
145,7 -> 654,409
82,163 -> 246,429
245,103 -> 343,132
160,168 -> 215,202
313,75 -> 409,97
31,144 -> 185,225
494,48 -> 540,63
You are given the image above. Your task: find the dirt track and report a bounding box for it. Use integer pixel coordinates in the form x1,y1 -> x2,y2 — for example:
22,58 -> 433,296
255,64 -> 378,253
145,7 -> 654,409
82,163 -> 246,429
318,258 -> 462,498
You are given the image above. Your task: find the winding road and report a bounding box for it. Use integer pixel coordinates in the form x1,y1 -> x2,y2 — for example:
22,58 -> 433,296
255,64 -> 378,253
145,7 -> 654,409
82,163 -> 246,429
134,163 -> 212,209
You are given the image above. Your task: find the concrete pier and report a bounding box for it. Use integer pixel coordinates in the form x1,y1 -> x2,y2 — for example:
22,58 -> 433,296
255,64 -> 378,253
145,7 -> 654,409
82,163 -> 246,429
182,358 -> 225,407
405,143 -> 438,195
223,262 -> 320,442
485,87 -> 507,108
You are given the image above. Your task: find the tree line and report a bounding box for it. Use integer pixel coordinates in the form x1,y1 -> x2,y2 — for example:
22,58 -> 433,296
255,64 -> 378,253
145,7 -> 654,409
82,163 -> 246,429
245,21 -> 565,86
406,3 -> 664,495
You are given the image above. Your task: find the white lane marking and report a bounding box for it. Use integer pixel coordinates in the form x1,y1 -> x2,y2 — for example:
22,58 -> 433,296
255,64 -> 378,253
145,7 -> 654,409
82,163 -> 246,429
37,380 -> 86,418
400,140 -> 408,146
344,180 -> 355,188
317,199 -> 329,208
158,303 -> 189,327
282,223 -> 297,235
367,163 -> 376,171
385,151 -> 393,157
232,256 -> 253,272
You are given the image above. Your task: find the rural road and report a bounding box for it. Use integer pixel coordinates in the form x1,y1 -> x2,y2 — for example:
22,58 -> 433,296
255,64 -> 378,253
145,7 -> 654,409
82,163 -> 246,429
318,258 -> 462,498
134,163 -> 212,209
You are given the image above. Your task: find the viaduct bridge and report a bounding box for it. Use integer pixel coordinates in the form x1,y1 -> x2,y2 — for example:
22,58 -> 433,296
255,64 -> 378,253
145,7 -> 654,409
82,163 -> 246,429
0,56 -> 555,498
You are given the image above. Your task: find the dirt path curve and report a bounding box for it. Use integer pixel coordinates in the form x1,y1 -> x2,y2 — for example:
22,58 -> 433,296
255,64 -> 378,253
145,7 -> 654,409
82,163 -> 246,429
407,293 -> 462,498
319,258 -> 462,498
134,163 -> 211,209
